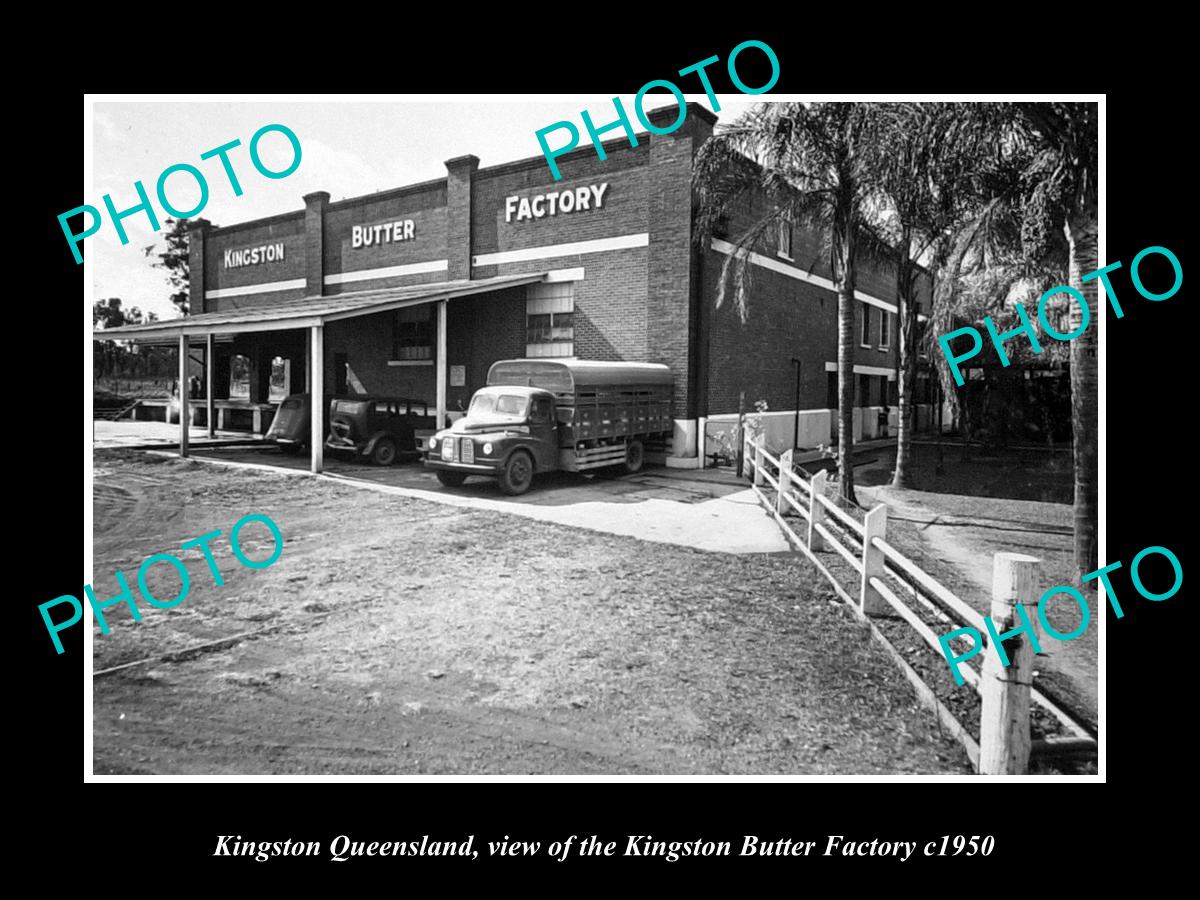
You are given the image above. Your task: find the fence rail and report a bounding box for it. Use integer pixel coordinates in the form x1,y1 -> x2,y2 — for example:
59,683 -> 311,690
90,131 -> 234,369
742,433 -> 1095,775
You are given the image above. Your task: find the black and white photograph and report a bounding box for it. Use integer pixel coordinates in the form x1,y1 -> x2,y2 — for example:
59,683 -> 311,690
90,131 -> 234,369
82,93 -> 1105,778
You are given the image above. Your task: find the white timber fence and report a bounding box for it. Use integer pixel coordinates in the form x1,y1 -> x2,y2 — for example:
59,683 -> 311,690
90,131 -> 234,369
743,432 -> 1096,775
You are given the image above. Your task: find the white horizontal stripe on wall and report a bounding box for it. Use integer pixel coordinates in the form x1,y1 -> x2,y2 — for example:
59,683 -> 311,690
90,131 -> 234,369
545,267 -> 585,282
710,238 -> 929,322
324,259 -> 449,286
473,234 -> 649,268
205,279 -> 307,300
824,362 -> 897,379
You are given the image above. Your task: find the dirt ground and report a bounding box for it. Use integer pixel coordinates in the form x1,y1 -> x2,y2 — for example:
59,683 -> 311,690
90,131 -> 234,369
855,483 -> 1097,732
91,450 -> 971,775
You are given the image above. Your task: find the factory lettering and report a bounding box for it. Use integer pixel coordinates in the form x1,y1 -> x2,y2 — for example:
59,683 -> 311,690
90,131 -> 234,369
352,220 -> 415,248
505,183 -> 609,223
224,243 -> 285,269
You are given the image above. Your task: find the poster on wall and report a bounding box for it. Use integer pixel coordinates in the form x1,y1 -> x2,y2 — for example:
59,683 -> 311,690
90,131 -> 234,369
229,353 -> 250,400
269,357 -> 291,402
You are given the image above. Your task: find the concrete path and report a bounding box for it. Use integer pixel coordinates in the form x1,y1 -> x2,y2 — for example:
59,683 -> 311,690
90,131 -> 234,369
112,431 -> 790,554
320,474 -> 791,554
92,420 -> 255,448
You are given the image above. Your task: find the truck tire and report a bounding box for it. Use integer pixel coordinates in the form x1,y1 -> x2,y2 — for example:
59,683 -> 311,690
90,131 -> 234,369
436,470 -> 467,487
623,439 -> 644,474
371,437 -> 398,466
499,450 -> 534,496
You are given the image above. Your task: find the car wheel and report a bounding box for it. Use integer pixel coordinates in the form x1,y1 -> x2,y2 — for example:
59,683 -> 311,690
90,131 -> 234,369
371,437 -> 398,466
623,439 -> 644,474
436,471 -> 467,487
498,451 -> 534,496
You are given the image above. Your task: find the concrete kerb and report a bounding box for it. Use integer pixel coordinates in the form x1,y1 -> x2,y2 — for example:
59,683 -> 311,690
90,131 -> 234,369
142,450 -> 790,554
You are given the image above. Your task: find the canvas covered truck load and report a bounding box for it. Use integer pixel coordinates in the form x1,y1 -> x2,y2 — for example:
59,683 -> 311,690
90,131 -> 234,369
423,359 -> 673,495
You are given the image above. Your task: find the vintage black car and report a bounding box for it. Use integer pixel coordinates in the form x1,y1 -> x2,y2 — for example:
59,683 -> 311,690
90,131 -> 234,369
264,393 -> 333,455
325,396 -> 437,466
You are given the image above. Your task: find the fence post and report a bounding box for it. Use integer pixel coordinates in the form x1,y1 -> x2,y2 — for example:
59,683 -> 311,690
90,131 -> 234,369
753,433 -> 765,487
979,552 -> 1040,775
807,469 -> 828,550
776,449 -> 793,516
859,504 -> 888,617
736,392 -> 746,477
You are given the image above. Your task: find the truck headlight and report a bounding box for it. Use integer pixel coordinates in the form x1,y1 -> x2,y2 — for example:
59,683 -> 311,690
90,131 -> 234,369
482,442 -> 493,455
428,437 -> 438,450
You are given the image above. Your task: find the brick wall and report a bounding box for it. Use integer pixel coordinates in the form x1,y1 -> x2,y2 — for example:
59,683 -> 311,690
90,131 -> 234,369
204,213 -> 306,310
703,247 -> 838,416
471,149 -> 650,261
445,286 -> 527,409
469,105 -> 713,418
323,181 -> 449,294
318,287 -> 528,409
445,158 -> 476,280
703,182 -> 934,417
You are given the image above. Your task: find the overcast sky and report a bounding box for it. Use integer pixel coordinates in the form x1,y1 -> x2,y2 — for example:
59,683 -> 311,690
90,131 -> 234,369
91,96 -> 760,321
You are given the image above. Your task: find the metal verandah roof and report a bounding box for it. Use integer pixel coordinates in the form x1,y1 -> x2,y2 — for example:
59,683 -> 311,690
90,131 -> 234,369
91,273 -> 547,341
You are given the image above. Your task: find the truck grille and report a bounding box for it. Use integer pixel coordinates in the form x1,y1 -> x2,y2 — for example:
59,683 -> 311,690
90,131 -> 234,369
460,438 -> 474,463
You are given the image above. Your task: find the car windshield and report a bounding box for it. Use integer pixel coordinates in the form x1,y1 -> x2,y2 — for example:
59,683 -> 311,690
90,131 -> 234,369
469,393 -> 528,418
333,400 -> 369,415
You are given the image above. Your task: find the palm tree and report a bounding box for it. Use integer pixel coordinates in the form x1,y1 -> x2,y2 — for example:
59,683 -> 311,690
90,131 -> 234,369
1013,104 -> 1098,578
869,103 -> 986,488
693,102 -> 880,502
928,103 -> 1098,577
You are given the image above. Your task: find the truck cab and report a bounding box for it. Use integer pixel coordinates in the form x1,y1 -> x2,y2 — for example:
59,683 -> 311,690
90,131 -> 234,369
424,385 -> 559,495
423,358 -> 673,496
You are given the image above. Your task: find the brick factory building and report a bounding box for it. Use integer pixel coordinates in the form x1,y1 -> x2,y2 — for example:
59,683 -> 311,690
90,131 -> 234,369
97,103 -> 936,470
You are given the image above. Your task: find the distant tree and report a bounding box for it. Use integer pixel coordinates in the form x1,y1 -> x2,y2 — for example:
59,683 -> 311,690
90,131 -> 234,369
93,298 -> 157,377
151,217 -> 191,315
93,297 -> 156,329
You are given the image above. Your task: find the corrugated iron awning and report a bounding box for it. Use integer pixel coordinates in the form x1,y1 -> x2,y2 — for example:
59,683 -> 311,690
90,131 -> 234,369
92,273 -> 547,341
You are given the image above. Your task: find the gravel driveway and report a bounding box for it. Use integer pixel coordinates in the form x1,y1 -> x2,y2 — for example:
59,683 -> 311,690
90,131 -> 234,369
91,450 -> 970,775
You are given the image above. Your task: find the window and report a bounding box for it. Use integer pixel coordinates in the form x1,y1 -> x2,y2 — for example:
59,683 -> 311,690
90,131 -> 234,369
495,395 -> 528,416
469,393 -> 528,418
392,306 -> 433,361
527,312 -> 574,344
530,398 -> 553,424
858,374 -> 871,407
861,305 -> 873,347
777,216 -> 792,259
879,311 -> 890,348
527,282 -> 575,358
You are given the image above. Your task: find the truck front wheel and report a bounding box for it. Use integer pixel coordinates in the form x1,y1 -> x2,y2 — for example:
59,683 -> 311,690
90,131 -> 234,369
499,451 -> 534,496
623,439 -> 644,474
